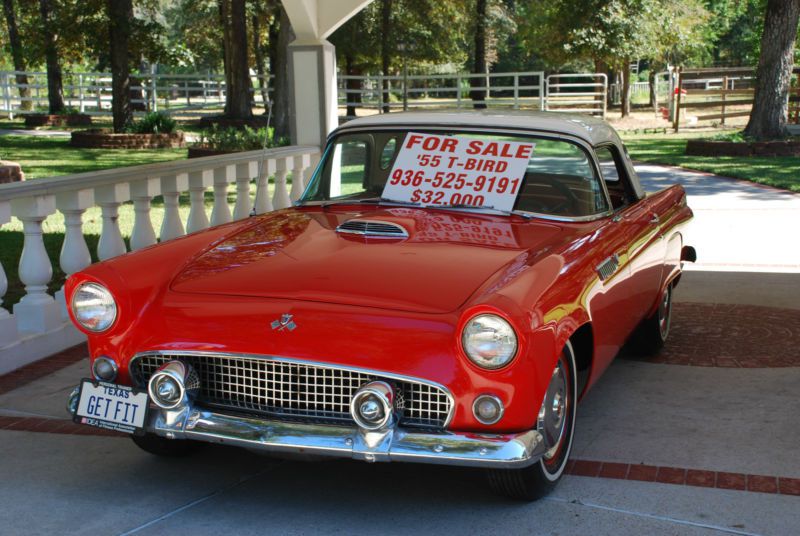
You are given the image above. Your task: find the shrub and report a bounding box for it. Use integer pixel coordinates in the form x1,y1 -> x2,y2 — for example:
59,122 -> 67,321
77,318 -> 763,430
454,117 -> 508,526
127,112 -> 177,134
197,125 -> 289,152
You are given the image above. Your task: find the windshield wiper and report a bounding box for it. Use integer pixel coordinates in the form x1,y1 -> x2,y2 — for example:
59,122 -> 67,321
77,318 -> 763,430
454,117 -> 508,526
428,203 -> 533,220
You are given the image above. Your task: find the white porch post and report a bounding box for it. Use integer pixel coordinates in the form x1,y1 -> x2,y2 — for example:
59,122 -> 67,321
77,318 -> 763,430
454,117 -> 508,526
0,201 -> 18,345
55,189 -> 94,319
10,195 -> 62,334
282,0 -> 374,147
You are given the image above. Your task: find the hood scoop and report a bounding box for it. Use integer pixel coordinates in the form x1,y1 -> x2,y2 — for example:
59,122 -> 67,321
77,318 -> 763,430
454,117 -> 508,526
336,219 -> 409,239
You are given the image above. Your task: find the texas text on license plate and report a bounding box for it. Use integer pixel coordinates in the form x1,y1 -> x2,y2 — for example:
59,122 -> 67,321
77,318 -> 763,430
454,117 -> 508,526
74,379 -> 149,434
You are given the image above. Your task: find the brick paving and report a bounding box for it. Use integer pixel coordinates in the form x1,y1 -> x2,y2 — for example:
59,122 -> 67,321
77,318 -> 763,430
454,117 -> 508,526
626,303 -> 800,368
0,343 -> 87,396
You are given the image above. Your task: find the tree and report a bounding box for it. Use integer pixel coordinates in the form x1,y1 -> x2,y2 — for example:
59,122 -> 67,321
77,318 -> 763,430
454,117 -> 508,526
2,0 -> 31,110
270,4 -> 293,139
470,0 -> 488,109
251,3 -> 270,113
744,0 -> 800,140
37,0 -> 64,114
220,0 -> 252,119
380,0 -> 392,112
107,0 -> 133,132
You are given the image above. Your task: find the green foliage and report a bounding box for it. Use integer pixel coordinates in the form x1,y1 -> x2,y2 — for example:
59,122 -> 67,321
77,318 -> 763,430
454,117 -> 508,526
197,125 -> 289,152
126,112 -> 178,134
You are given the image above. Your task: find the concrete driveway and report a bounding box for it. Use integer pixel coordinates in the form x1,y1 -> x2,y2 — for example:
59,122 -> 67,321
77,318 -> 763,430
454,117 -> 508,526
1,164 -> 799,535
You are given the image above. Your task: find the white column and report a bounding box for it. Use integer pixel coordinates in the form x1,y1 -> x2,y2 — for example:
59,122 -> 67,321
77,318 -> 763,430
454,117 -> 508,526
211,165 -> 233,226
187,170 -> 212,233
129,177 -> 161,250
254,159 -> 276,215
233,162 -> 255,220
10,195 -> 62,334
273,157 -> 293,210
95,183 -> 130,261
55,189 -> 94,319
0,201 -> 18,345
290,153 -> 313,201
159,174 -> 188,241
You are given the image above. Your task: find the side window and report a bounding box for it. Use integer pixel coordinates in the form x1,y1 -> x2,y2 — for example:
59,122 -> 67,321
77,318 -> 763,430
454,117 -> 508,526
379,137 -> 398,169
595,146 -> 630,210
328,140 -> 368,198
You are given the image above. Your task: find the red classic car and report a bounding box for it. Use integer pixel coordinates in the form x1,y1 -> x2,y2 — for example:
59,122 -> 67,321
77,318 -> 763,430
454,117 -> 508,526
67,112 -> 694,500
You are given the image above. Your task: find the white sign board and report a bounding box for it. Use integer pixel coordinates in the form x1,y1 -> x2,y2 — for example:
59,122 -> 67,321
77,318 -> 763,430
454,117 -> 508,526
382,132 -> 535,213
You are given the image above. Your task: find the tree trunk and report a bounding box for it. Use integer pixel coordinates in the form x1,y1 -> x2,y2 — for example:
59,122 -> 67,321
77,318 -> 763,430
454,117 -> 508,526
252,12 -> 270,113
108,0 -> 133,132
380,0 -> 392,113
621,61 -> 631,117
345,54 -> 363,118
272,5 -> 294,140
221,0 -> 253,120
648,69 -> 657,110
2,0 -> 31,111
470,0 -> 488,109
744,0 -> 800,140
38,0 -> 64,114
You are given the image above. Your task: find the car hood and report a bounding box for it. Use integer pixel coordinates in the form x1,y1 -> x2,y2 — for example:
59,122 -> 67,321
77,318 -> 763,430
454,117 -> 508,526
169,207 -> 564,314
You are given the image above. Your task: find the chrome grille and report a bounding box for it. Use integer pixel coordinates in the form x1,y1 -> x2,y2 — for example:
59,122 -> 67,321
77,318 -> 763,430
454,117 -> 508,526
336,219 -> 408,238
131,353 -> 451,429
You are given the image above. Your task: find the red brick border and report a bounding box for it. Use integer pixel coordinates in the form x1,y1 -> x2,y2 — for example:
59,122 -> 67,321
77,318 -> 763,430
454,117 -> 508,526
0,343 -> 88,396
564,459 -> 800,497
0,415 -> 123,437
629,303 -> 800,368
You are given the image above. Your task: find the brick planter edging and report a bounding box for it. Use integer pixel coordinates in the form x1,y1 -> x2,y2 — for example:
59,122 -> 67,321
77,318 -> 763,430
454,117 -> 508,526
24,113 -> 92,127
686,139 -> 800,157
0,160 -> 25,184
70,130 -> 185,149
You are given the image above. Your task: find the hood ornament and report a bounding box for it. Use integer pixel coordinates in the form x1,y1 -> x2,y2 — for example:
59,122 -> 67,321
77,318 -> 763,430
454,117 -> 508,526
271,313 -> 297,332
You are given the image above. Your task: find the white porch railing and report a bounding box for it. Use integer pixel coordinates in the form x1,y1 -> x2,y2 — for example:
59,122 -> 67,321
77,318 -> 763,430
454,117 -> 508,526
0,145 -> 320,375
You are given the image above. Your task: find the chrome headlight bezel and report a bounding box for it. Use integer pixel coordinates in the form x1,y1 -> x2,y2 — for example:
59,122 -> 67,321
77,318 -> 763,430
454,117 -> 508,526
71,282 -> 118,333
461,313 -> 519,370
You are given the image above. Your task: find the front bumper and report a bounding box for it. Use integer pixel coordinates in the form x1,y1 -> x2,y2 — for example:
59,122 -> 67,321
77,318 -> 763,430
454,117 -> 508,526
69,388 -> 545,468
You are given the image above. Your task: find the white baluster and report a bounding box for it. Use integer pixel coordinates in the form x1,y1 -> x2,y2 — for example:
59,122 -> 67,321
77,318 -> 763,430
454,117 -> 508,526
129,177 -> 160,250
233,162 -> 255,220
95,183 -> 130,261
187,170 -> 211,233
290,154 -> 312,201
254,158 -> 276,214
159,174 -> 188,241
10,195 -> 62,334
0,201 -> 18,345
211,165 -> 233,226
273,157 -> 293,210
55,190 -> 94,319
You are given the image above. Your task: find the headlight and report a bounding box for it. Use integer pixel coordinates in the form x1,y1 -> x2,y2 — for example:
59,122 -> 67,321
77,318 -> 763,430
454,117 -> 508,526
71,282 -> 117,332
461,314 -> 518,369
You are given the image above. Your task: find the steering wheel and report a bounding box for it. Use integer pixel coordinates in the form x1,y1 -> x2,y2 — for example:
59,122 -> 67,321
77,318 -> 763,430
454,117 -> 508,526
518,176 -> 580,215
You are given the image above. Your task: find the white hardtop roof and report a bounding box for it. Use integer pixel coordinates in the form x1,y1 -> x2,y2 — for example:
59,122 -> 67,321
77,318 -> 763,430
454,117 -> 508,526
335,111 -> 622,147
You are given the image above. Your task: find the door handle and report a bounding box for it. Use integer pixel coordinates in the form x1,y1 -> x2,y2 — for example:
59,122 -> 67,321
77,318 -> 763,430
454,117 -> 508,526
649,214 -> 660,225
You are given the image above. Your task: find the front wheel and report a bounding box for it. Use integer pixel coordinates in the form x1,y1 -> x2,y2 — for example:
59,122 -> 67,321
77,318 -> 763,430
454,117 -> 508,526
487,340 -> 578,501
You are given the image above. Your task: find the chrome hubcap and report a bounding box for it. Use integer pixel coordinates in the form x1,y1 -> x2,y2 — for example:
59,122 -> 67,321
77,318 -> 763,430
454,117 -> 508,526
658,287 -> 671,339
539,363 -> 568,460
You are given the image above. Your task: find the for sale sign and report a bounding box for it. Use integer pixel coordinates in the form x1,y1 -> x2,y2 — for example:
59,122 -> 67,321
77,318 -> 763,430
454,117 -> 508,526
382,132 -> 535,213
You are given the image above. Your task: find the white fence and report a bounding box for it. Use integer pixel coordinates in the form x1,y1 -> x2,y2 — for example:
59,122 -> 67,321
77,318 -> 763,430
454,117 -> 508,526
1,69 -> 613,119
0,145 -> 320,374
0,70 -> 274,117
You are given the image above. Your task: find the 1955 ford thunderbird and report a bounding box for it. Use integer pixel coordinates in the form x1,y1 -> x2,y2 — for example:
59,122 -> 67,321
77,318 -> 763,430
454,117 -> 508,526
66,111 -> 695,500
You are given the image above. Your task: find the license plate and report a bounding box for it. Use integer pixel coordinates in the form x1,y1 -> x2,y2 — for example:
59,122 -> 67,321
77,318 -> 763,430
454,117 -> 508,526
74,379 -> 149,434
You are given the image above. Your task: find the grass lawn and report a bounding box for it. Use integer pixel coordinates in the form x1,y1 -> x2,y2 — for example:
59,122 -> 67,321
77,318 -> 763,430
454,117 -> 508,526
622,132 -> 800,193
0,135 -> 187,179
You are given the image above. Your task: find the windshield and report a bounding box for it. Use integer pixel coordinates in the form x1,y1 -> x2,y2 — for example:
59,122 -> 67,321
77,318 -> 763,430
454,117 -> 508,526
300,130 -> 610,218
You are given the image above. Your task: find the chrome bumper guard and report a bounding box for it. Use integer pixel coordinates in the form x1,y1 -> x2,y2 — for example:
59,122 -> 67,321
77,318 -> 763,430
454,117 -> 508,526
69,386 -> 545,468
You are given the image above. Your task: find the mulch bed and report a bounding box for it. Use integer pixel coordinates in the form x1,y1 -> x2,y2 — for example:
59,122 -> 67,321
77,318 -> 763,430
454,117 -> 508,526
196,115 -> 269,130
70,129 -> 185,149
686,139 -> 800,157
187,146 -> 238,158
24,113 -> 92,128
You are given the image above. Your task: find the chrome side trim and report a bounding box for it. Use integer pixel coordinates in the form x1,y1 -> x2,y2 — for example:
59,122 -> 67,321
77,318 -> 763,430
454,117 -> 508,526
145,403 -> 544,469
129,350 -> 456,429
